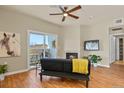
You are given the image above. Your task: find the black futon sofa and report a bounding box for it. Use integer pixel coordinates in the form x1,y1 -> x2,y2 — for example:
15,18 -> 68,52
39,58 -> 91,88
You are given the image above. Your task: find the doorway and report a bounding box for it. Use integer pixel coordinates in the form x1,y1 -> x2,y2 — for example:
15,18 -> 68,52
110,34 -> 124,65
27,30 -> 57,69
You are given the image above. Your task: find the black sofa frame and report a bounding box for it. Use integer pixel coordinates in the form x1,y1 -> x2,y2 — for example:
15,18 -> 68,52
39,58 -> 91,88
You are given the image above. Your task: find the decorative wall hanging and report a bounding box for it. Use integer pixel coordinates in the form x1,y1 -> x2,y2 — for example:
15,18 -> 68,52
0,32 -> 20,57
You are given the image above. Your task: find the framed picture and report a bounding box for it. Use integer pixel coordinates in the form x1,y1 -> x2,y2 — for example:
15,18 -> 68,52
0,32 -> 20,57
84,40 -> 99,51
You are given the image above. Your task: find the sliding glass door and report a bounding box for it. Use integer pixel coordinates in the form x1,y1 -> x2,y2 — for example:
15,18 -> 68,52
45,35 -> 57,58
29,32 -> 57,68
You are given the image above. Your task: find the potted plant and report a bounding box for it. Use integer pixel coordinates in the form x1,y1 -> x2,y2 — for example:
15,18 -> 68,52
0,64 -> 7,81
88,55 -> 102,67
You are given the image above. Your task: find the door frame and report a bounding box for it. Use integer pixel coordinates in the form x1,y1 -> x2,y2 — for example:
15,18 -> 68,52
27,30 -> 58,69
109,34 -> 116,64
109,33 -> 124,65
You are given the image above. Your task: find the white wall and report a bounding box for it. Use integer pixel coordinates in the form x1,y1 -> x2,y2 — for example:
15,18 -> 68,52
0,7 -> 64,72
80,20 -> 112,67
61,18 -> 124,67
62,25 -> 81,58
62,20 -> 113,67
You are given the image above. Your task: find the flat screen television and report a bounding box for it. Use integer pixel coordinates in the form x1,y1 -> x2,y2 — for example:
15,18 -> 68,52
84,40 -> 99,51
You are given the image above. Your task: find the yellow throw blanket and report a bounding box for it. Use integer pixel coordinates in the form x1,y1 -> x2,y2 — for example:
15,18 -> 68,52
72,59 -> 88,74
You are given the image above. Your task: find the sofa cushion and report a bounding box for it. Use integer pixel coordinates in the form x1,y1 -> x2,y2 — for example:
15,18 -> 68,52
63,60 -> 72,73
41,58 -> 65,72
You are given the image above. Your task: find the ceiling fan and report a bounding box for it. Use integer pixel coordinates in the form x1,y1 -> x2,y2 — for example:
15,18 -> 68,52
49,5 -> 81,22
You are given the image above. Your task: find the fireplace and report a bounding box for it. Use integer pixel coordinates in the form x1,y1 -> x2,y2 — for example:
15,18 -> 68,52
66,52 -> 78,59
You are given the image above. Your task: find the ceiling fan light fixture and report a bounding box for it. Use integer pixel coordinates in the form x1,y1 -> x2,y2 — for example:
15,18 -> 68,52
50,5 -> 81,22
63,13 -> 68,17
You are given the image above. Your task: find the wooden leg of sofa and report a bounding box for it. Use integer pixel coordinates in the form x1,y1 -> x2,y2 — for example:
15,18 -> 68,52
40,73 -> 42,81
86,80 -> 89,88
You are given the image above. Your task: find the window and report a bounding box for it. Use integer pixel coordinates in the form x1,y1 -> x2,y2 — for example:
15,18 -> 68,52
30,33 -> 49,48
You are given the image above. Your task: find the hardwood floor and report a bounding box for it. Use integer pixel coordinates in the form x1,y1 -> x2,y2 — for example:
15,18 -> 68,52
0,63 -> 124,88
113,61 -> 124,65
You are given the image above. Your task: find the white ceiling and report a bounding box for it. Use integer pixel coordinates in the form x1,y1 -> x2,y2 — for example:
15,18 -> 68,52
3,5 -> 124,26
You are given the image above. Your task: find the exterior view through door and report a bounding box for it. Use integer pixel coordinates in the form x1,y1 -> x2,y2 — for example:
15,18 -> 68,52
29,31 -> 57,68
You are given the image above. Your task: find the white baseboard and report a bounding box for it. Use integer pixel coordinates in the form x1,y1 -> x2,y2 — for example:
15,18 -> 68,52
4,64 -> 110,76
5,69 -> 29,76
98,64 -> 110,68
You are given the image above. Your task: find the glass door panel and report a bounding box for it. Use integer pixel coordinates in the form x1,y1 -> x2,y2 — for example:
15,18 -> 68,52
29,33 -> 44,68
29,32 -> 57,68
44,34 -> 57,58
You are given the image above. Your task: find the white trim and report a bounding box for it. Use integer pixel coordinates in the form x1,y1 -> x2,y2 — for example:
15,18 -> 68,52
27,30 -> 30,70
91,63 -> 110,68
109,35 -> 116,64
5,69 -> 29,76
98,64 -> 110,68
109,31 -> 124,66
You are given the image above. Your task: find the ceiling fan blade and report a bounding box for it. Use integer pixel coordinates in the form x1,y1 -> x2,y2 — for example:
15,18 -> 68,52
64,6 -> 68,11
68,14 -> 79,19
62,16 -> 66,22
59,6 -> 65,12
49,13 -> 63,15
67,5 -> 81,13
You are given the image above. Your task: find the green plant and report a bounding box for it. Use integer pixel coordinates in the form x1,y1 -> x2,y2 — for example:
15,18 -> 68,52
88,55 -> 102,63
0,65 -> 7,74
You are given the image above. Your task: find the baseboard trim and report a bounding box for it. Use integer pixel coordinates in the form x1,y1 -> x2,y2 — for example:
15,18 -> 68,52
5,64 -> 110,76
98,64 -> 110,68
5,69 -> 29,76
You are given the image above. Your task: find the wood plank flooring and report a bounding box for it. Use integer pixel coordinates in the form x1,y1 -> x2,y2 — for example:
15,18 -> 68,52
0,63 -> 124,88
113,61 -> 124,65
